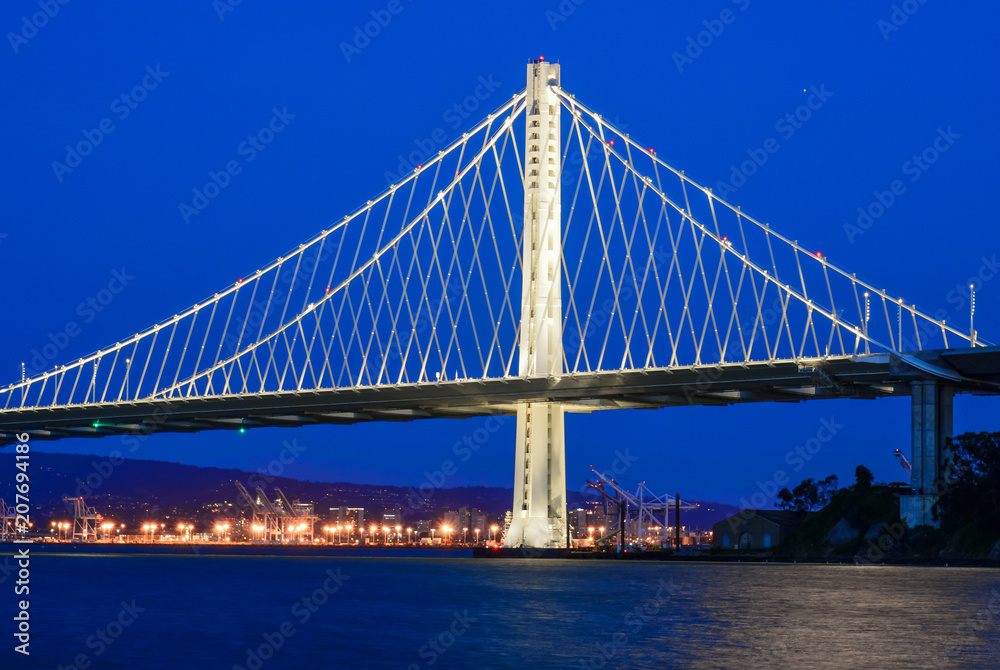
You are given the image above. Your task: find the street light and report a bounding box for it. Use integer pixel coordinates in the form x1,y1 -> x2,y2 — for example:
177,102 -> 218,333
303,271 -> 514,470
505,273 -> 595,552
52,521 -> 70,541
463,527 -> 469,544
345,524 -> 353,543
490,525 -> 499,544
442,525 -> 453,544
395,525 -> 402,544
177,523 -> 194,541
474,528 -> 480,545
370,525 -> 378,544
406,527 -> 413,544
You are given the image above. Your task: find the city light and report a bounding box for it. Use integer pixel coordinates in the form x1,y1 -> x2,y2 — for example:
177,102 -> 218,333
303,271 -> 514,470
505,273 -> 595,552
214,523 -> 230,541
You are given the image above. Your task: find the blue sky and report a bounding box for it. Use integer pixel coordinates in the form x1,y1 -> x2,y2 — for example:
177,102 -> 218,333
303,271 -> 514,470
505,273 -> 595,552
2,1 -> 999,505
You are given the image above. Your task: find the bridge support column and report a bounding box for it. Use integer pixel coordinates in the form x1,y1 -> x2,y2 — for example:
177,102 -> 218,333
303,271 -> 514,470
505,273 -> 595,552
900,381 -> 953,528
506,59 -> 567,549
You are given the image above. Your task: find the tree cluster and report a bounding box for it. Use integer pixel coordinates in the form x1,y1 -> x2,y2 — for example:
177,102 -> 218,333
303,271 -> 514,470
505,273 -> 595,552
936,431 -> 1000,532
776,474 -> 839,512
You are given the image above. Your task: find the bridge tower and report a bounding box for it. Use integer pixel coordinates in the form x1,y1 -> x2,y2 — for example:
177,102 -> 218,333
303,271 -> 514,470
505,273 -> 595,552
505,59 -> 568,548
900,381 -> 954,528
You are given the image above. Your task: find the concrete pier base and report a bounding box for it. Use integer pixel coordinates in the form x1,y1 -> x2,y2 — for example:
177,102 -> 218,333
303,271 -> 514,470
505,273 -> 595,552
900,381 -> 953,528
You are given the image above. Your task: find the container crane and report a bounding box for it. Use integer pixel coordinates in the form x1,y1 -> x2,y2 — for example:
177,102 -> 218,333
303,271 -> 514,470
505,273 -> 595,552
894,449 -> 913,478
275,487 -> 317,542
588,467 -> 698,550
62,496 -> 102,542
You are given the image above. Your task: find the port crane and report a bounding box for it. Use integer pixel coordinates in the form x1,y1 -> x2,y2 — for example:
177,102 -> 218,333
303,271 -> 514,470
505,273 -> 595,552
275,487 -> 317,542
234,481 -> 283,542
894,449 -> 913,478
0,499 -> 18,540
587,467 -> 697,550
62,496 -> 102,542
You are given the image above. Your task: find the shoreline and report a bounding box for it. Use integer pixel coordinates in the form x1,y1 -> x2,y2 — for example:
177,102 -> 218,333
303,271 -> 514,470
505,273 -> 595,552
4,542 -> 998,567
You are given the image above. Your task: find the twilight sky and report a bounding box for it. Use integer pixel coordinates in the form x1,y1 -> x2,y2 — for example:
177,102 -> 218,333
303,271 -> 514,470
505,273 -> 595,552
2,1 -> 999,506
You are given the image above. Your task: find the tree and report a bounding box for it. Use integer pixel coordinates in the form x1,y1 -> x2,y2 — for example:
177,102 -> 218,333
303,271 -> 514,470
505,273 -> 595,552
936,432 -> 1000,531
777,475 -> 840,512
854,465 -> 874,491
818,474 -> 840,505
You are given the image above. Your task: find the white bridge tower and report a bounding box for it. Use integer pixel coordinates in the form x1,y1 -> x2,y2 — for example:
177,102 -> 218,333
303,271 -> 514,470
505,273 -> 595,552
505,59 -> 568,549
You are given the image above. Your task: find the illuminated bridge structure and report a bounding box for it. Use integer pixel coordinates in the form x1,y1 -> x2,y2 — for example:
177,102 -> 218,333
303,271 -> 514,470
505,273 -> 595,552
2,61 -> 998,545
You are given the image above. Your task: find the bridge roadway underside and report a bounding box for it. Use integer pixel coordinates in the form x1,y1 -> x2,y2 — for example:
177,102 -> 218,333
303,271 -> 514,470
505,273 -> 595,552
2,348 -> 999,446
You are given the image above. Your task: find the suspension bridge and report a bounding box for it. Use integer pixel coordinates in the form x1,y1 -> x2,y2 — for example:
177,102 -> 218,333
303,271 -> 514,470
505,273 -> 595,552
2,60 -> 998,546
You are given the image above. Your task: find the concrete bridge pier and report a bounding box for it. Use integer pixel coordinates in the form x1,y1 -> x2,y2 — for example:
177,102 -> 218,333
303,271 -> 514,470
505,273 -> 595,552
900,381 -> 954,528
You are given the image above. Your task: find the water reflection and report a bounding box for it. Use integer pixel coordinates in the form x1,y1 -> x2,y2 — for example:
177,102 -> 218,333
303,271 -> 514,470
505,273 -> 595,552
23,557 -> 1000,669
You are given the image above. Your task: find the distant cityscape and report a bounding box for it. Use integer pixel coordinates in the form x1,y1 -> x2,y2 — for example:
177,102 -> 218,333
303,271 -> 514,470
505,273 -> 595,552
0,452 -> 732,549
3,487 -> 712,549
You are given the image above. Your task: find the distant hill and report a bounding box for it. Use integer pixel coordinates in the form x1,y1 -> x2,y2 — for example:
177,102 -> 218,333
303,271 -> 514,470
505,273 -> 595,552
0,452 -> 739,529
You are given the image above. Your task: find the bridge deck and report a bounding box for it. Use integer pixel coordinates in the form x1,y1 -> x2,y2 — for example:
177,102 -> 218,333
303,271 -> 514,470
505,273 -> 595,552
2,349 -> 997,445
